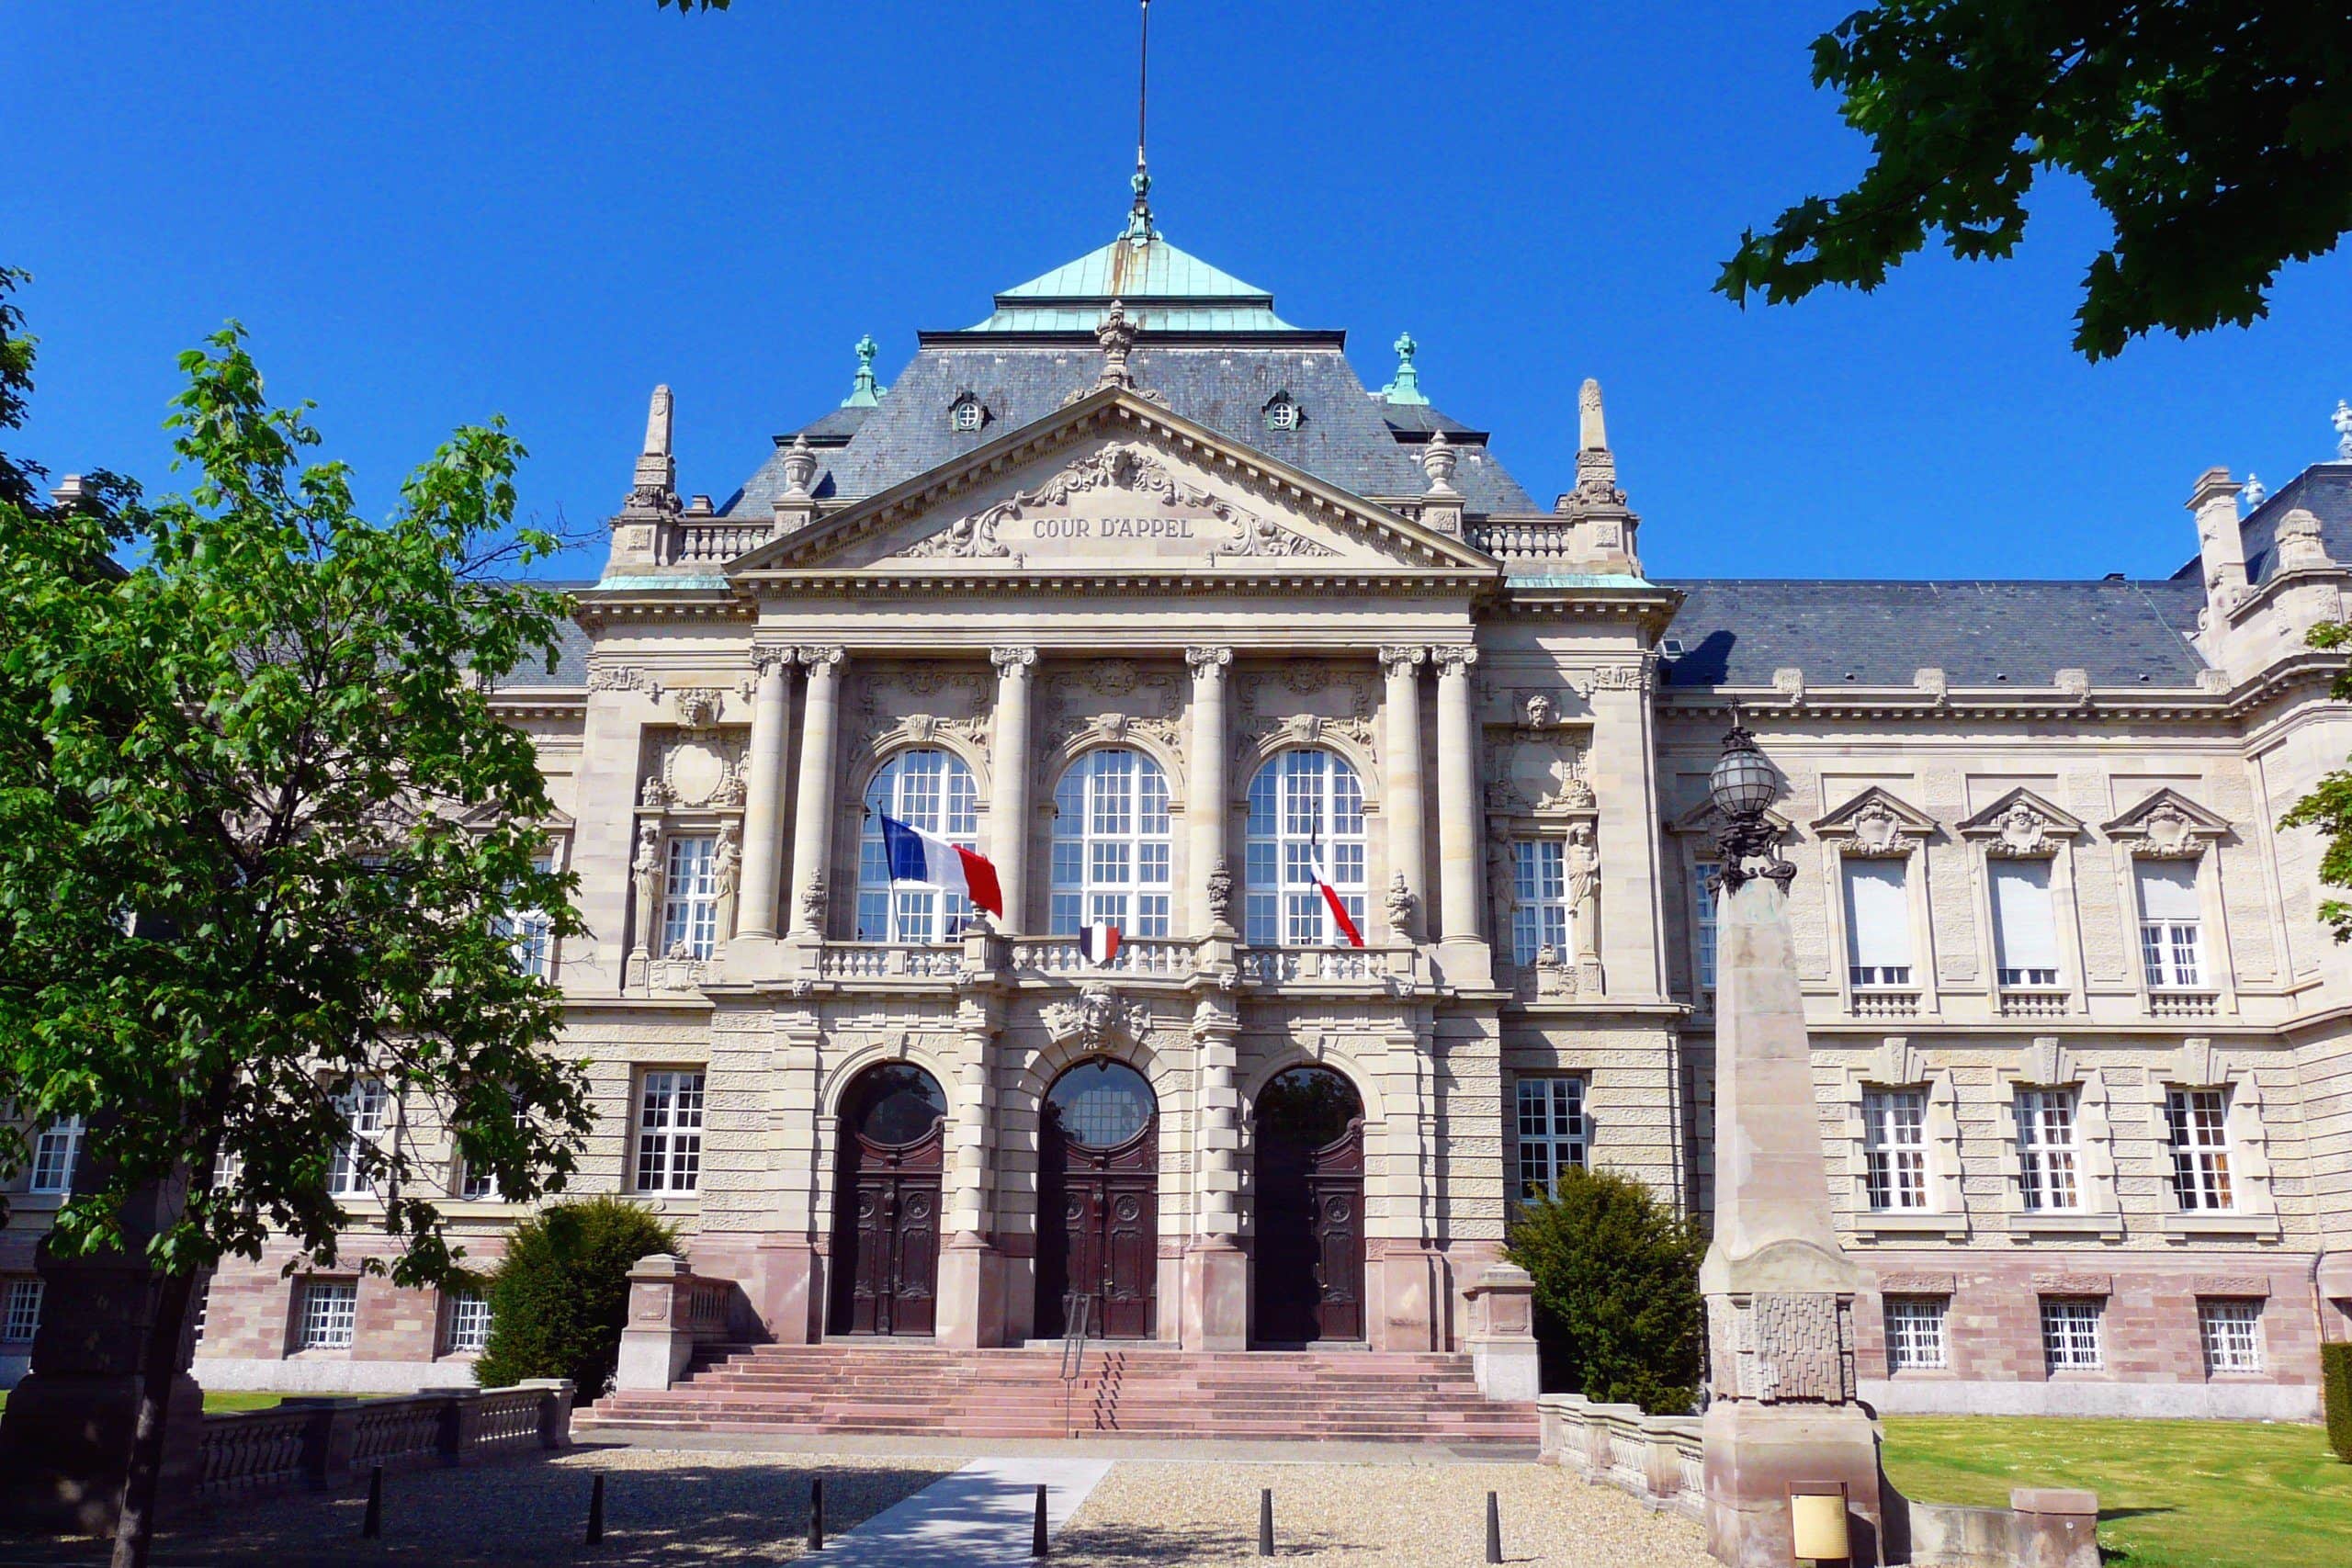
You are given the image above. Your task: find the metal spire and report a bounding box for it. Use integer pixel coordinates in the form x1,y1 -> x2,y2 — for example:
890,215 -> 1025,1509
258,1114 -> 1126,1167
1125,0 -> 1156,245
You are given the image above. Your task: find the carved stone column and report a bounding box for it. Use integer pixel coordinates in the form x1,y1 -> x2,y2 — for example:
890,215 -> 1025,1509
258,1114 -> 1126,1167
1185,992 -> 1248,1349
1379,647 -> 1427,939
989,647 -> 1037,932
937,977 -> 1006,1348
786,647 -> 845,944
733,649 -> 795,942
1433,646 -> 1490,987
1187,646 -> 1234,937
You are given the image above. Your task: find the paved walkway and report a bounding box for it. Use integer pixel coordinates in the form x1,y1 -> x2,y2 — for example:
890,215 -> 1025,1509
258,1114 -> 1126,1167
810,1456 -> 1114,1566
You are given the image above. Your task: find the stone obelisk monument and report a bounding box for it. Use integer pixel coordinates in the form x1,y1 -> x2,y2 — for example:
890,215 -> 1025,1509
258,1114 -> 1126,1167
1700,720 -> 1885,1566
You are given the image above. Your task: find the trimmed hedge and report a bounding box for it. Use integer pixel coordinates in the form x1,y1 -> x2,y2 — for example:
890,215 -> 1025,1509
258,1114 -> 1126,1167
2325,1342 -> 2352,1463
473,1196 -> 680,1399
1506,1165 -> 1706,1415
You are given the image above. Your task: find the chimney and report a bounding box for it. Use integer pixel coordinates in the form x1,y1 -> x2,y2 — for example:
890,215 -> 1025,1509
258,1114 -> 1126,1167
2187,466 -> 2248,619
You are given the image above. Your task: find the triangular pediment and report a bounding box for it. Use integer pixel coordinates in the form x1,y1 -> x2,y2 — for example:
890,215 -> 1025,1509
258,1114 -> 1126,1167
1668,797 -> 1792,836
1812,786 -> 1938,837
2102,787 -> 2231,840
1956,788 -> 2084,838
729,387 -> 1497,582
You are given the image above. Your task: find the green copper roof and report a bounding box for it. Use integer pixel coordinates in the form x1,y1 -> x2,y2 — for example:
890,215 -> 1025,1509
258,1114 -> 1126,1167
968,231 -> 1296,333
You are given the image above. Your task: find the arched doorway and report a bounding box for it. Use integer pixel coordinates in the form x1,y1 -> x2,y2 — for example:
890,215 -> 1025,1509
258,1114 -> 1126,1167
1253,1066 -> 1365,1344
1037,1058 -> 1158,1340
829,1063 -> 947,1337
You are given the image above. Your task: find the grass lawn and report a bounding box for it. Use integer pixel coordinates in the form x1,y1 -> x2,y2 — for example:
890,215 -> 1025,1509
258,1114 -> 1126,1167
1881,1416 -> 2350,1568
0,1389 -> 407,1416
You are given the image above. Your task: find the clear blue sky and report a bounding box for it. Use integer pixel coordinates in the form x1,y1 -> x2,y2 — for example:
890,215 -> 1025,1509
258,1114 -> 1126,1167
6,0 -> 2346,583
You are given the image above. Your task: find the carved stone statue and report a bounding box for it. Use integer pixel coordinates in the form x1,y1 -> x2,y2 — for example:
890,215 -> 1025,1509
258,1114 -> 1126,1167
1043,981 -> 1151,1052
1205,859 -> 1234,929
798,870 -> 830,927
1565,824 -> 1600,961
1385,872 -> 1418,940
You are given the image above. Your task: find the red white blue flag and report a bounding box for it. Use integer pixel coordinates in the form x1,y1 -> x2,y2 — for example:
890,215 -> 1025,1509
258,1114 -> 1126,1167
1076,922 -> 1124,964
878,813 -> 1004,919
1309,850 -> 1365,949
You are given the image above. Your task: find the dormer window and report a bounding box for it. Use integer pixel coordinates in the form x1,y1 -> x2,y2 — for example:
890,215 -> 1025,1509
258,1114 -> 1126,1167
1263,394 -> 1302,433
948,395 -> 985,434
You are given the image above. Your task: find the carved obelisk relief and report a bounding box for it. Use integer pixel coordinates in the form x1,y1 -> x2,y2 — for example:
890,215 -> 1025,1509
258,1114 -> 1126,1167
1700,875 -> 1885,1566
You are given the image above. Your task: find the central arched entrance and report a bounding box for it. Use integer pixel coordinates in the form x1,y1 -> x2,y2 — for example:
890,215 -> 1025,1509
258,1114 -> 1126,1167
1253,1066 -> 1366,1344
829,1063 -> 947,1337
1037,1058 -> 1158,1340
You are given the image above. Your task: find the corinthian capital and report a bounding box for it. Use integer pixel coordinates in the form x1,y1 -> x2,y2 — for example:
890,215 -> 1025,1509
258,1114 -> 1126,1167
1186,645 -> 1234,676
990,645 -> 1039,678
1378,646 -> 1427,679
797,645 -> 846,673
1433,646 -> 1480,679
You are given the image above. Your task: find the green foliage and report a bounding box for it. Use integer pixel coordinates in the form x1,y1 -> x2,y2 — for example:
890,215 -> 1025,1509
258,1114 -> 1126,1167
1720,3 -> 2352,359
0,267 -> 39,512
1506,1165 -> 1706,1414
474,1197 -> 680,1398
2325,1343 -> 2352,1463
0,319 -> 591,1292
2278,621 -> 2352,941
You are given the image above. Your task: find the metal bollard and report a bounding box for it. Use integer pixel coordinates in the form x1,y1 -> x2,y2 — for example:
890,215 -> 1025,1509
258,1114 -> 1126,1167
586,1472 -> 605,1546
1032,1481 -> 1050,1558
360,1462 -> 383,1540
1258,1487 -> 1274,1556
1485,1489 -> 1502,1564
808,1475 -> 825,1551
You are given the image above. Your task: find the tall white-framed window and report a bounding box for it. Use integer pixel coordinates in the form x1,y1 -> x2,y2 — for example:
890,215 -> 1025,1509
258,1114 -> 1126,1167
1510,840 -> 1571,966
444,1289 -> 492,1354
1243,750 -> 1367,948
325,1079 -> 390,1200
1690,862 -> 1719,992
660,833 -> 720,960
299,1279 -> 358,1350
1990,860 -> 2063,987
498,853 -> 556,978
2197,1299 -> 2263,1373
2015,1088 -> 2082,1212
1515,1077 -> 1588,1199
29,1115 -> 85,1194
2134,861 -> 2204,988
2039,1297 -> 2104,1371
1883,1296 -> 1948,1371
1861,1089 -> 1929,1211
1050,749 -> 1173,938
3,1279 -> 43,1343
858,749 -> 982,942
633,1069 -> 705,1194
460,1160 -> 499,1201
1842,860 -> 1913,987
2165,1087 -> 2234,1211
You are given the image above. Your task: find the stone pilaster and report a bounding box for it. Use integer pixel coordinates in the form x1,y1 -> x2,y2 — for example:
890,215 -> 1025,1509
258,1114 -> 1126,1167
1379,646 -> 1428,941
733,648 -> 795,943
1186,646 -> 1233,937
1185,991 -> 1249,1349
938,942 -> 1007,1347
1433,646 -> 1490,987
989,647 -> 1038,931
786,647 -> 845,949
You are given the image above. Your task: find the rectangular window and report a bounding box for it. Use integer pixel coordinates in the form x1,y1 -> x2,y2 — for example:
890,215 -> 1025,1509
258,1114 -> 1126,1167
3,1279 -> 43,1343
2135,862 -> 2203,988
1842,860 -> 1913,987
1991,860 -> 2063,987
2040,1297 -> 2104,1371
2166,1088 -> 2234,1211
1691,862 -> 1719,992
29,1115 -> 85,1194
660,834 -> 720,960
444,1290 -> 492,1354
460,1161 -> 499,1201
1515,1077 -> 1588,1199
2015,1088 -> 2081,1212
2198,1299 -> 2262,1374
634,1069 -> 706,1193
300,1280 -> 358,1350
1861,1089 -> 1929,1211
191,1277 -> 209,1345
1510,840 -> 1571,967
1883,1296 -> 1948,1371
325,1080 -> 390,1199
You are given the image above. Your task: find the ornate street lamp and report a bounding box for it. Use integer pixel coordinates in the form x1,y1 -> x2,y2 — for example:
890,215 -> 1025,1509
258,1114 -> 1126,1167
1709,709 -> 1794,893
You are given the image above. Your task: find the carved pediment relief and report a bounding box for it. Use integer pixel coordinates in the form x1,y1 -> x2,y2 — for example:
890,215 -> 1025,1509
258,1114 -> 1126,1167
2103,787 -> 2230,858
1668,797 -> 1793,838
640,731 -> 748,812
1813,786 -> 1937,858
1485,735 -> 1595,817
1956,788 -> 2084,859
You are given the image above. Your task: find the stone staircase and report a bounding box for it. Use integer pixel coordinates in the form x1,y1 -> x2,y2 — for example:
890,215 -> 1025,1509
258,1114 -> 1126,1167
580,1342 -> 1540,1450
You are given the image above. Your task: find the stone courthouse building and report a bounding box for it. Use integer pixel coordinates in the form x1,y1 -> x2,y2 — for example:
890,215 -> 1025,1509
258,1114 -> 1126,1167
7,191 -> 2351,1424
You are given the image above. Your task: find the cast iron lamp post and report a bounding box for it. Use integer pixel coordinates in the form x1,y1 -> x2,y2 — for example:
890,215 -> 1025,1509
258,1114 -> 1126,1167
1709,711 -> 1795,894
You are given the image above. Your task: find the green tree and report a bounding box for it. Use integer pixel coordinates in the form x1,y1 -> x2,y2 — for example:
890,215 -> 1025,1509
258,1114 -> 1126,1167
1507,1167 -> 1706,1415
0,309 -> 590,1567
1720,3 -> 2352,358
474,1198 -> 681,1398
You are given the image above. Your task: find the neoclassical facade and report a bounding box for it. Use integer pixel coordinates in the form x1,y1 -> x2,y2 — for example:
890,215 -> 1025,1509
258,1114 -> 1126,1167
8,209 -> 2349,1420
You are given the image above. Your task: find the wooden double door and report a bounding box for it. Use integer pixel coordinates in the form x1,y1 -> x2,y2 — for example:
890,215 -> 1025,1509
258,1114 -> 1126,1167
1036,1060 -> 1159,1340
1253,1066 -> 1367,1344
829,1066 -> 947,1337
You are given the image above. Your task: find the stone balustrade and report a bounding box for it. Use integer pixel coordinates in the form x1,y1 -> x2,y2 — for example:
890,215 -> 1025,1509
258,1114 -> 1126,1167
1236,944 -> 1425,987
816,942 -> 965,981
1467,519 -> 1590,562
1011,936 -> 1194,976
616,1255 -> 740,1392
195,1381 -> 571,1503
1536,1393 -> 1704,1521
663,519 -> 772,566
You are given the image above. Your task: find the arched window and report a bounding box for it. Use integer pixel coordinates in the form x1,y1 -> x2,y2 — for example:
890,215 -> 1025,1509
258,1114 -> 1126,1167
1050,749 -> 1173,938
857,749 -> 980,942
1243,749 -> 1367,947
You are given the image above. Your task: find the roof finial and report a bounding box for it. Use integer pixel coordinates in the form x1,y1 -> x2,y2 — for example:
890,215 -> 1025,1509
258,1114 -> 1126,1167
1093,301 -> 1140,392
1578,377 -> 1609,452
1382,332 -> 1429,405
1125,0 -> 1156,244
842,334 -> 885,409
2241,472 -> 2267,513
2334,398 -> 2352,461
628,385 -> 678,513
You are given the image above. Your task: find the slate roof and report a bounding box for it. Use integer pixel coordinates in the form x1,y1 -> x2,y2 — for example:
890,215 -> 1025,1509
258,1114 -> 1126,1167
736,344 -> 1539,515
2226,462 -> 2352,584
1657,579 -> 2211,689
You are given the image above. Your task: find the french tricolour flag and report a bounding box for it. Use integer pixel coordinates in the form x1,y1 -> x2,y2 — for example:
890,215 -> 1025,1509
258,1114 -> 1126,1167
1076,923 -> 1123,965
878,814 -> 1004,919
1310,853 -> 1366,949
